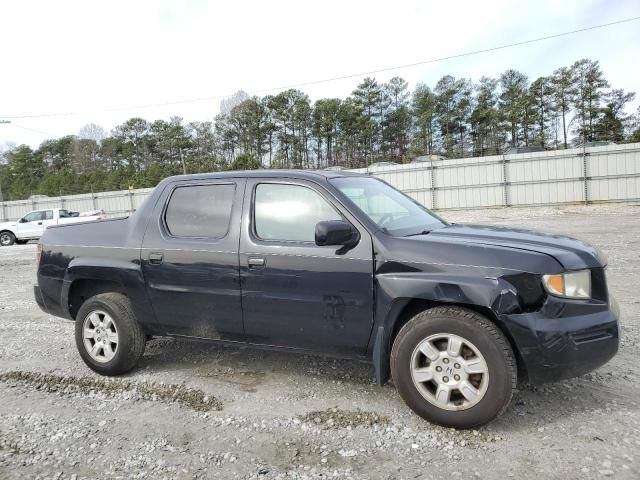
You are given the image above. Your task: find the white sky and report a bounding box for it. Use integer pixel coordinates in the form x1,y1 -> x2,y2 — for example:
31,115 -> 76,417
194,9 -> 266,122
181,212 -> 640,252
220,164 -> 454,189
1,0 -> 639,148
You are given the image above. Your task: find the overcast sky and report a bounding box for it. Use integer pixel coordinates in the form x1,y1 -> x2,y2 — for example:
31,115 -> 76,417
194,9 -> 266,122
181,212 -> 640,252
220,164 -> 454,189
1,0 -> 639,148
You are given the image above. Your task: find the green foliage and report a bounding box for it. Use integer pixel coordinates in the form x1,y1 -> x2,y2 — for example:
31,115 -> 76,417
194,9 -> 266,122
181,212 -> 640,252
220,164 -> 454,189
571,59 -> 609,143
596,89 -> 636,142
231,153 -> 261,170
1,58 -> 637,201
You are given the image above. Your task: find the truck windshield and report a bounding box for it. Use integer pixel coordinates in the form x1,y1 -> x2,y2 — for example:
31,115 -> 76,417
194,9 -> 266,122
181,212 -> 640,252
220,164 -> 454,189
330,176 -> 446,236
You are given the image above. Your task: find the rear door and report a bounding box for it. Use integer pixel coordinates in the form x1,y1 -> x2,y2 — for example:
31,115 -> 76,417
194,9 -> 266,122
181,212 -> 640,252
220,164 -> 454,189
239,178 -> 374,355
41,210 -> 57,231
140,178 -> 246,340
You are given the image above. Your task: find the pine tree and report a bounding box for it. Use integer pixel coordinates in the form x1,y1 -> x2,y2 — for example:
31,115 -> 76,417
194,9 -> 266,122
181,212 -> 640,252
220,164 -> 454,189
572,59 -> 609,143
550,66 -> 575,149
411,83 -> 437,156
499,69 -> 529,147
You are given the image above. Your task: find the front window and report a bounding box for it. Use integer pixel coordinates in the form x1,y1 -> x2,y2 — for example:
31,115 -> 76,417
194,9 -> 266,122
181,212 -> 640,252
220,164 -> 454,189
254,183 -> 342,242
22,211 -> 43,223
330,176 -> 446,236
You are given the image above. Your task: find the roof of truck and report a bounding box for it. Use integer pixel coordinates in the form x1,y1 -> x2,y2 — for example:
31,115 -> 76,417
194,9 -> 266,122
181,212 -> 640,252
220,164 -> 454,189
162,169 -> 366,183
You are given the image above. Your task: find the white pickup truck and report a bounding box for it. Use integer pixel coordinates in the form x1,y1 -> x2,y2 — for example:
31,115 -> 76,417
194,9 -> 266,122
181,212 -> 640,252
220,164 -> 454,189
0,208 -> 105,246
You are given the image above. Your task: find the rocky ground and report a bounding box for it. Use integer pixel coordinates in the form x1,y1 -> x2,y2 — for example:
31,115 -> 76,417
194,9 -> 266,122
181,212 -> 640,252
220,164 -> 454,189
1,203 -> 639,479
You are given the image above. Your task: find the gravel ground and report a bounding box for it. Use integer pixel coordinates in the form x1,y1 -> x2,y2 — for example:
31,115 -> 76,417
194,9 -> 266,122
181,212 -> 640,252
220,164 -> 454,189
1,203 -> 639,480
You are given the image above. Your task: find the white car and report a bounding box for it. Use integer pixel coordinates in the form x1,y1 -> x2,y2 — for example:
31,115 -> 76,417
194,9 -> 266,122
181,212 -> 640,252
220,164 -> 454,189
0,208 -> 106,246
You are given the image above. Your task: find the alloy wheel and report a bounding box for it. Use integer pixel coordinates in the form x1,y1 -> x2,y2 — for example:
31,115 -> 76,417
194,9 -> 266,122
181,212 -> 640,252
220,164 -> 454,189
410,333 -> 489,411
82,310 -> 119,363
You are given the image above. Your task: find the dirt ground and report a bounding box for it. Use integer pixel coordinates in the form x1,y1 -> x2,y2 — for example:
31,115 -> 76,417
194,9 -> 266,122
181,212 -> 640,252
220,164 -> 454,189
1,203 -> 639,480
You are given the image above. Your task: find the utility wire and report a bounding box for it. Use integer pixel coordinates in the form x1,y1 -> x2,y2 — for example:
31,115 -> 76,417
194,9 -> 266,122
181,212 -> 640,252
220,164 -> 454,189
1,15 -> 639,120
5,123 -> 51,135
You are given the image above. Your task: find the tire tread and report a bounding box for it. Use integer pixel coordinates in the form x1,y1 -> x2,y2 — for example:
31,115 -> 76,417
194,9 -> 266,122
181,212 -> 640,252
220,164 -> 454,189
390,306 -> 517,427
75,292 -> 146,375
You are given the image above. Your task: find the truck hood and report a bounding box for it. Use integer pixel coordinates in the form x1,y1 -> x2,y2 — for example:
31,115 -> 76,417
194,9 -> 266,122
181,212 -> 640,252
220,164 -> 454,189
0,220 -> 17,230
423,223 -> 606,270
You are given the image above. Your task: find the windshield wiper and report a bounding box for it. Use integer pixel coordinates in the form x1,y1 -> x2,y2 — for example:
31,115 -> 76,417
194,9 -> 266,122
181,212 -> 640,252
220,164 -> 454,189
404,230 -> 431,237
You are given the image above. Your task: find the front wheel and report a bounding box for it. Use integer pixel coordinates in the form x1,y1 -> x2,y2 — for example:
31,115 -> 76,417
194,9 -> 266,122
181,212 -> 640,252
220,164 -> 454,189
0,231 -> 15,246
391,306 -> 517,429
75,292 -> 146,376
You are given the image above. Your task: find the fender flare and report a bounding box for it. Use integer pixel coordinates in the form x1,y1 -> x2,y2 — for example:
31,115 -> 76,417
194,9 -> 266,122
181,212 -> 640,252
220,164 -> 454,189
0,228 -> 18,239
62,257 -> 155,326
370,272 -> 521,385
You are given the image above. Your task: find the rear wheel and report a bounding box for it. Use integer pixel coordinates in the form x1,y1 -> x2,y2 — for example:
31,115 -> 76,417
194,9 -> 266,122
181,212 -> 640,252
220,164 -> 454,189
391,306 -> 516,429
75,292 -> 146,375
0,231 -> 15,246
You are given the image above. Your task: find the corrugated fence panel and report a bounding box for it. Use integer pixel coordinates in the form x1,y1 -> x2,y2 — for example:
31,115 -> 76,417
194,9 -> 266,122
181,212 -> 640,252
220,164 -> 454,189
587,145 -> 640,202
4,201 -> 32,220
1,143 -> 639,220
375,167 -> 435,209
437,185 -> 504,209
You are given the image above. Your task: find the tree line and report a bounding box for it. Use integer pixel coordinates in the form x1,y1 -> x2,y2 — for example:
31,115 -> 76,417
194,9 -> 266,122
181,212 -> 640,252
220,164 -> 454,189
1,57 -> 639,201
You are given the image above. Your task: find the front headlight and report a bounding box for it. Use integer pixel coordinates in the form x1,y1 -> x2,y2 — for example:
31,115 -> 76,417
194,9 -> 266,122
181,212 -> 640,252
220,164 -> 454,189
542,270 -> 591,299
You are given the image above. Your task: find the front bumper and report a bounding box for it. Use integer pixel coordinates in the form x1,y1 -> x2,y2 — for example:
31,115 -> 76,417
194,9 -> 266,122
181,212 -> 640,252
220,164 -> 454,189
501,295 -> 620,385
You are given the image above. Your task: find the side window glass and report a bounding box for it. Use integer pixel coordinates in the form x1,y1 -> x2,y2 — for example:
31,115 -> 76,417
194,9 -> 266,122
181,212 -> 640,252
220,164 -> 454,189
165,184 -> 235,238
23,212 -> 41,222
43,210 -> 53,220
254,183 -> 342,242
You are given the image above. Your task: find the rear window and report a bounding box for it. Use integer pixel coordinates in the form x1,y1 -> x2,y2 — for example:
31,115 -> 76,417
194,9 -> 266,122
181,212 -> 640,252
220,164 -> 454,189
164,184 -> 235,238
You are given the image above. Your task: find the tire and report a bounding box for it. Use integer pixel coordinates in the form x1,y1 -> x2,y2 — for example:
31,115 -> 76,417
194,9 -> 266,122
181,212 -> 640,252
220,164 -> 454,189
75,292 -> 146,376
0,231 -> 15,246
391,306 -> 516,429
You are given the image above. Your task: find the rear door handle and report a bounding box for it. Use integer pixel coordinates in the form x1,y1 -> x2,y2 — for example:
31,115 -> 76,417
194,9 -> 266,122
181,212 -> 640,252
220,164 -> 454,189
148,252 -> 164,265
248,256 -> 266,269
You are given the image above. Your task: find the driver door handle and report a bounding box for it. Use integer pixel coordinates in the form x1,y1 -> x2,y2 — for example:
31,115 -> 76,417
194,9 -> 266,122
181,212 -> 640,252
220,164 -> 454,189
148,252 -> 164,265
248,256 -> 266,269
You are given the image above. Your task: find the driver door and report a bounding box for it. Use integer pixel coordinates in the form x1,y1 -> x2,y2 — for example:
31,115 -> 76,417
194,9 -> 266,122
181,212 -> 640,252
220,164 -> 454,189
239,178 -> 375,355
16,211 -> 45,238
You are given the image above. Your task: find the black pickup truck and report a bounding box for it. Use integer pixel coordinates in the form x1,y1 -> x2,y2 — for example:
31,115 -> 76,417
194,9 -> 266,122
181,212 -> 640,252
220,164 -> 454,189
34,170 -> 619,428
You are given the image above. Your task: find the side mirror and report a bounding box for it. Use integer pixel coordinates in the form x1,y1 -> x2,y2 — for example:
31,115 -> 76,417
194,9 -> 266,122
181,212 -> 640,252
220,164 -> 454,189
18,218 -> 26,223
315,220 -> 359,249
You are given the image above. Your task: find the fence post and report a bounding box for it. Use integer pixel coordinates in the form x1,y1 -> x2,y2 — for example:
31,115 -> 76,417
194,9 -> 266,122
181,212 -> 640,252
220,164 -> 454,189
502,155 -> 510,207
128,189 -> 135,214
430,163 -> 438,210
582,150 -> 590,205
92,193 -> 97,210
1,201 -> 5,221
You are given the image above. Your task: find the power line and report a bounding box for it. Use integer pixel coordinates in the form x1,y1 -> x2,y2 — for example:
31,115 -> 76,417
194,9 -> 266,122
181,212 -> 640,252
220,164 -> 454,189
4,123 -> 51,135
2,15 -> 639,121
252,15 -> 640,92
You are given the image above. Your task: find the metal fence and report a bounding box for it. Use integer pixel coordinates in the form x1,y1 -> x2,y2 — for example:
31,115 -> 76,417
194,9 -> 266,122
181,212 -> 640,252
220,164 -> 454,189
353,142 -> 640,210
1,143 -> 639,221
0,188 -> 155,221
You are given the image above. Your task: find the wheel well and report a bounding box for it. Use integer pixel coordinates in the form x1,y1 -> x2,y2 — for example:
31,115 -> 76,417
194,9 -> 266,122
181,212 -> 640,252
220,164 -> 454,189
68,279 -> 126,320
0,230 -> 15,237
390,299 -> 527,380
